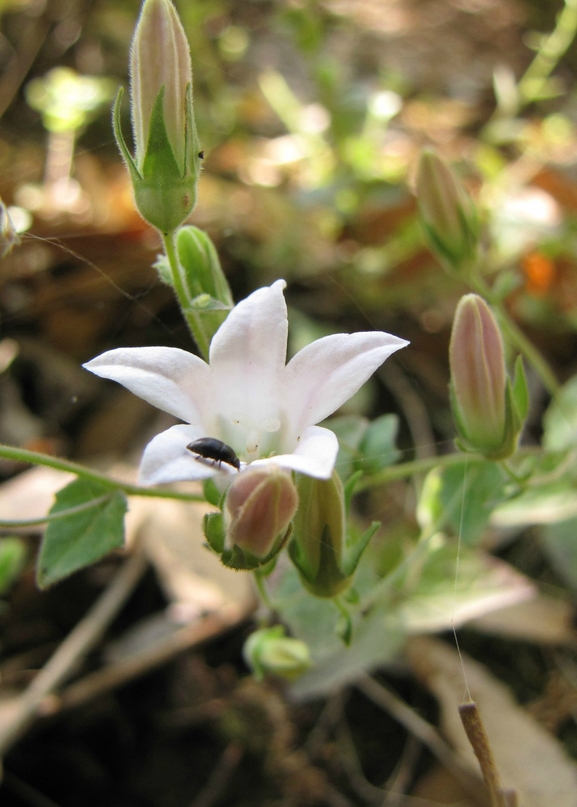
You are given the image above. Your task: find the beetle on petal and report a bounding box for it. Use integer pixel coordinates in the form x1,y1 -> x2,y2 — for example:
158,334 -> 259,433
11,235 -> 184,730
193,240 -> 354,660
187,437 -> 240,471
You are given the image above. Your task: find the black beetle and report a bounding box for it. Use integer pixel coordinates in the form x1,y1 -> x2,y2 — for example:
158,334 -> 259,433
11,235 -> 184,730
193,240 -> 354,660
187,437 -> 240,471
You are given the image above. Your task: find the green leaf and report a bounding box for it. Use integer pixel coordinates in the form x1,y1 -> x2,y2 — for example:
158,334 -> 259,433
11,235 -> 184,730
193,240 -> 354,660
358,413 -> 401,473
492,478 -> 577,527
542,518 -> 577,591
327,415 -> 369,481
0,537 -> 27,595
37,479 -> 127,588
543,375 -> 577,451
436,461 -> 508,545
394,539 -> 534,634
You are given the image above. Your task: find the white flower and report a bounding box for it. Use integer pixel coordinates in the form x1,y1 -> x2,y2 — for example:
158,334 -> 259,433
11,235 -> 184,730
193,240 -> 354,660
83,280 -> 408,484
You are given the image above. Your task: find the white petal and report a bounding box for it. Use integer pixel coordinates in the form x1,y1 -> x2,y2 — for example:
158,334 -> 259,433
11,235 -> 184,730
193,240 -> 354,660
84,347 -> 212,426
209,280 -> 288,422
139,424 -> 238,485
282,332 -> 409,437
251,425 -> 338,479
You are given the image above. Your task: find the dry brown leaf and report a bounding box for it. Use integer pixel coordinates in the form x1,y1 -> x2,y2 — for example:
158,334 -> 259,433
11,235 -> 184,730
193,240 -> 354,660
406,636 -> 577,807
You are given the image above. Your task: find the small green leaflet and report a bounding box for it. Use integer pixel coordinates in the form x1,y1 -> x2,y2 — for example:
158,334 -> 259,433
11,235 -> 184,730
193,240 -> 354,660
37,478 -> 127,588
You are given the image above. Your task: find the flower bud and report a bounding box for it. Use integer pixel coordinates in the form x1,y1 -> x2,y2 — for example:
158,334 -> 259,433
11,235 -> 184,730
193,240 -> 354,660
243,626 -> 311,681
225,466 -> 298,561
289,471 -> 377,599
176,226 -> 233,305
154,225 -> 234,347
450,294 -> 526,458
416,149 -> 479,274
113,0 -> 202,233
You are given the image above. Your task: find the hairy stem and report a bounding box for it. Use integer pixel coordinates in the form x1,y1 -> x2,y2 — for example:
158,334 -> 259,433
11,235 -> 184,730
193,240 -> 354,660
0,444 -> 203,503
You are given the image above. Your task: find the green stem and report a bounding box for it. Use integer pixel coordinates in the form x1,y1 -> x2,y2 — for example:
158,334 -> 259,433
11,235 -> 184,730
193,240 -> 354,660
0,496 -> 113,528
356,451 -> 486,491
253,569 -> 274,611
162,230 -> 210,360
471,276 -> 559,397
0,444 -> 203,503
334,596 -> 353,645
517,0 -> 577,106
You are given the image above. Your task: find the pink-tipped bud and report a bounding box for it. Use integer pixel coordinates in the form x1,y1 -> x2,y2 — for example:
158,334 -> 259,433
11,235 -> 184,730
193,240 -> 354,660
225,467 -> 298,560
416,150 -> 479,274
114,0 -> 202,233
450,294 -> 508,455
130,0 -> 192,171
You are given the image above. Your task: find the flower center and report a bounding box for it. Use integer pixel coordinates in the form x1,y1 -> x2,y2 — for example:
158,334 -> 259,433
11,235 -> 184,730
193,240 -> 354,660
226,413 -> 281,461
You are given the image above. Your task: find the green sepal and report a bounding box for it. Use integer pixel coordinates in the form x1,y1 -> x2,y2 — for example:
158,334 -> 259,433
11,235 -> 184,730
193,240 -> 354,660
342,521 -> 380,577
141,87 -> 180,176
289,525 -> 351,598
343,585 -> 360,604
256,554 -> 279,577
511,355 -> 529,422
204,515 -> 292,571
336,603 -> 353,646
203,478 -> 224,508
203,511 -> 225,554
343,470 -> 363,513
450,377 -> 523,461
112,87 -> 141,182
420,200 -> 479,278
132,88 -> 197,233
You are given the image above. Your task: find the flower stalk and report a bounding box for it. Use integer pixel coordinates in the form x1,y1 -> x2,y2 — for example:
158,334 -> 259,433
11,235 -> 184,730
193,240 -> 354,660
162,229 -> 211,359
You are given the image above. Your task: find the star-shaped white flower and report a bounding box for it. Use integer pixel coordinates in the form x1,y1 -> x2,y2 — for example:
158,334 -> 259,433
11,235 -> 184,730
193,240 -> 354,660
84,280 -> 408,484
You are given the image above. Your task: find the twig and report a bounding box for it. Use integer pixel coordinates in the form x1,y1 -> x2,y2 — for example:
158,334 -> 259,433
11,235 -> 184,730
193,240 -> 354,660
381,734 -> 420,807
356,675 -> 487,806
459,701 -> 517,807
0,549 -> 147,760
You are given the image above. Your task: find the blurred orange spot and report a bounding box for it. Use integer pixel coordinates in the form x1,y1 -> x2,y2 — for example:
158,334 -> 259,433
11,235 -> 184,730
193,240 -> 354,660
522,252 -> 555,296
